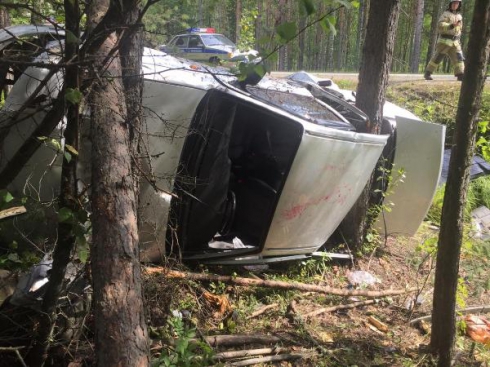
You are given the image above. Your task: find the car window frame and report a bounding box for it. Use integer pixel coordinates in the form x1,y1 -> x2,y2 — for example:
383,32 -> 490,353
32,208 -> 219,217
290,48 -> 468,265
174,35 -> 189,48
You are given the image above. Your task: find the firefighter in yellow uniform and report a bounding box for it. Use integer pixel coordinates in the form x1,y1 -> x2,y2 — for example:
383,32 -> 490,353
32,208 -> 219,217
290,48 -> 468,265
424,0 -> 464,81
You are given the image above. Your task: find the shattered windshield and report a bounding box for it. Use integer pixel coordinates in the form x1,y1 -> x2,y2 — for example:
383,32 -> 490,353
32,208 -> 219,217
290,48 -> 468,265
247,87 -> 355,131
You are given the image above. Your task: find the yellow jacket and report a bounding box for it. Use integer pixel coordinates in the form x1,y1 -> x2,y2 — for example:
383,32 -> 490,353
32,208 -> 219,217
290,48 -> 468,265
437,10 -> 463,47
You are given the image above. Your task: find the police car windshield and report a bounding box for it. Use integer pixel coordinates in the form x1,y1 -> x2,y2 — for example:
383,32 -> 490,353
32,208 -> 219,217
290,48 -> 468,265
201,34 -> 235,47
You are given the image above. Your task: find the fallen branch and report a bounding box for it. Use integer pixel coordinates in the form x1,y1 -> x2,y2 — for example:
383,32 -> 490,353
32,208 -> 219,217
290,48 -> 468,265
247,303 -> 279,319
303,299 -> 377,319
203,334 -> 281,347
229,353 -> 305,366
0,206 -> 26,220
145,267 -> 416,298
409,305 -> 490,325
0,346 -> 27,367
367,315 -> 389,332
213,347 -> 288,360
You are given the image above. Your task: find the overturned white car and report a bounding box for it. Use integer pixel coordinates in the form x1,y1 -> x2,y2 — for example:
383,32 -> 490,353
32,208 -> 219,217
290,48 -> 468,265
0,25 -> 445,264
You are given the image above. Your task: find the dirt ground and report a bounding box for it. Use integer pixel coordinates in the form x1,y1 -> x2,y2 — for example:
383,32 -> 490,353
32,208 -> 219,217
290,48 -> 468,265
144,223 -> 490,367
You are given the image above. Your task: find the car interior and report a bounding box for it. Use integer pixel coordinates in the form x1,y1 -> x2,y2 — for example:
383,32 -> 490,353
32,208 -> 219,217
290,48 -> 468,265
167,90 -> 303,257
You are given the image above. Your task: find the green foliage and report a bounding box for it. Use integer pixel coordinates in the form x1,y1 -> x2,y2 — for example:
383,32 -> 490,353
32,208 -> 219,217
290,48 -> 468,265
476,120 -> 490,162
300,0 -> 316,16
152,316 -> 215,367
57,205 -> 90,263
208,281 -> 226,295
0,190 -> 40,270
275,21 -> 297,44
425,185 -> 445,225
237,7 -> 257,50
65,88 -> 83,105
415,233 -> 438,257
427,176 -> 490,226
460,239 -> 490,295
320,16 -> 337,36
292,253 -> 331,279
143,1 -> 191,47
466,175 -> 490,212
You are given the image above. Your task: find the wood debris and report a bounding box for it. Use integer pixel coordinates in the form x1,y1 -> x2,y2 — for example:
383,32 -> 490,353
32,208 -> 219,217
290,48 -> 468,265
367,316 -> 389,333
0,206 -> 26,220
246,303 -> 278,319
202,291 -> 232,318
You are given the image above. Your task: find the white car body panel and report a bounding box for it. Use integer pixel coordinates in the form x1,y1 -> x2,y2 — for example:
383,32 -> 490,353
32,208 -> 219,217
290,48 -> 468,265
376,116 -> 446,235
0,26 -> 445,263
263,131 -> 387,256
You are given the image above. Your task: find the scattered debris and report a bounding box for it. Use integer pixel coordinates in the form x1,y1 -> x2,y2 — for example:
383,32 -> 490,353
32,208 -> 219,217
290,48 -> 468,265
464,314 -> 490,345
409,305 -> 490,325
228,352 -> 306,367
246,303 -> 279,319
303,299 -> 378,320
404,294 -> 425,310
213,347 -> 289,361
415,319 -> 430,335
346,270 -> 380,287
367,315 -> 389,333
0,206 -> 26,220
471,206 -> 490,240
0,346 -> 27,367
0,270 -> 17,305
203,334 -> 282,347
202,291 -> 232,318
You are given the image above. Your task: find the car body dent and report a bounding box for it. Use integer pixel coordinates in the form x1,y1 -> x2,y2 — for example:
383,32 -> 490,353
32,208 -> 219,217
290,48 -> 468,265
287,71 -> 446,239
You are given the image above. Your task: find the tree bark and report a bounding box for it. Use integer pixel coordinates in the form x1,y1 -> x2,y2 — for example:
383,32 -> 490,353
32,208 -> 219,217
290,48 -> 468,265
425,0 -> 444,67
337,0 -> 401,250
430,1 -> 490,366
88,0 -> 149,366
410,0 -> 425,73
0,7 -> 9,28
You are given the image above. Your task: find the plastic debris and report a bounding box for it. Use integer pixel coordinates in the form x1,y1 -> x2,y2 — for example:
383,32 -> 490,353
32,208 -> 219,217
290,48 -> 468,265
464,314 -> 490,345
208,236 -> 253,249
346,270 -> 380,287
404,294 -> 425,310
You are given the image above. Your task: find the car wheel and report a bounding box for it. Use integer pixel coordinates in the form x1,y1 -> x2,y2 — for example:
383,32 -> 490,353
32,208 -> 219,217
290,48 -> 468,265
209,56 -> 220,65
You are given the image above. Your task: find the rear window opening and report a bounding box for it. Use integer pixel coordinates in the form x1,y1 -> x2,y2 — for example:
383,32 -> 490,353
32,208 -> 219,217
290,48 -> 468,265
167,90 -> 303,257
0,33 -> 64,100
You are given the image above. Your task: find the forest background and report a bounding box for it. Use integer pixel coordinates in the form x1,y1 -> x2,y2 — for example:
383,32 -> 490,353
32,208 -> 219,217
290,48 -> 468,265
1,0 -> 490,366
1,0 -> 475,74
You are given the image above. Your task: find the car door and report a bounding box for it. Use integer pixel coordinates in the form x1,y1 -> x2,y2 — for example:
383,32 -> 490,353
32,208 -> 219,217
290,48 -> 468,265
186,35 -> 207,61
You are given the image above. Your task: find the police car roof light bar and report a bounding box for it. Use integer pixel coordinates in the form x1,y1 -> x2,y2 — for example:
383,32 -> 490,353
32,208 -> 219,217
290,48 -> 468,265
187,27 -> 216,34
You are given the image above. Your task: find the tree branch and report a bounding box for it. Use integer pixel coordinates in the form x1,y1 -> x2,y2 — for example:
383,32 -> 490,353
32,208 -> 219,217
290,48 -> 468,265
145,267 -> 417,297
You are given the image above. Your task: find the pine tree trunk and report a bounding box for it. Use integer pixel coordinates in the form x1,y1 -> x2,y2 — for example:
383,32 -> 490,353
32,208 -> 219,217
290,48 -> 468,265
425,0 -> 444,67
236,0 -> 242,43
87,0 -> 149,365
0,7 -> 10,28
337,0 -> 401,250
430,2 -> 490,366
298,16 -> 305,69
356,0 -> 366,68
410,0 -> 425,72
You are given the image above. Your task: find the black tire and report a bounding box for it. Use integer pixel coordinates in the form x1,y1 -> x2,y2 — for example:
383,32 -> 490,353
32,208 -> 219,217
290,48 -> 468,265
209,56 -> 220,65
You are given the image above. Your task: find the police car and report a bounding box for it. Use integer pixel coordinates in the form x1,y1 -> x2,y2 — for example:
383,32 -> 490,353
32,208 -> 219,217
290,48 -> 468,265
159,28 -> 259,64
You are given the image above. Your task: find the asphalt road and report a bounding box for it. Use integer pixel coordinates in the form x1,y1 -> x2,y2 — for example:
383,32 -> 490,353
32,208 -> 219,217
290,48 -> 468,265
270,72 -> 463,83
